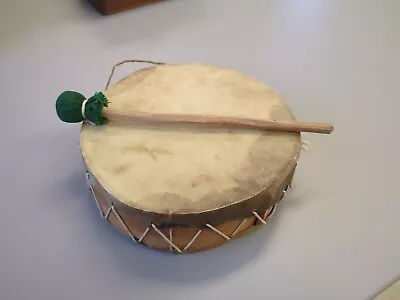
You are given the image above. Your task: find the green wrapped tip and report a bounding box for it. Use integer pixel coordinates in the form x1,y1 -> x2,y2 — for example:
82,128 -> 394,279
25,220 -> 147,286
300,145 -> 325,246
56,91 -> 110,125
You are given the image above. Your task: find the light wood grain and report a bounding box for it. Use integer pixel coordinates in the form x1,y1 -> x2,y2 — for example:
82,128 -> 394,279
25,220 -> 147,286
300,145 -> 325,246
103,109 -> 334,134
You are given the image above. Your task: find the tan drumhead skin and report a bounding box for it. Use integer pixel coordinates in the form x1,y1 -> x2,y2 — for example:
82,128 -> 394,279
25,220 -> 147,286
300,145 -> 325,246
80,63 -> 301,223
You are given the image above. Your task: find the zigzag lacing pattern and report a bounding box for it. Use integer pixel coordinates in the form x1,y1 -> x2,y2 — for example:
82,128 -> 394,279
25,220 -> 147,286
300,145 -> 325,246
87,171 -> 286,253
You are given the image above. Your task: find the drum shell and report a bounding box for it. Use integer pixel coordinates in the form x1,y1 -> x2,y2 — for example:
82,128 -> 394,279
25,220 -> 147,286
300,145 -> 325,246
83,159 -> 296,253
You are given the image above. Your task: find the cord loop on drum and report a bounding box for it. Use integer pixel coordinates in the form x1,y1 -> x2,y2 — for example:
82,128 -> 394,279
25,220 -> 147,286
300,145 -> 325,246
105,59 -> 165,90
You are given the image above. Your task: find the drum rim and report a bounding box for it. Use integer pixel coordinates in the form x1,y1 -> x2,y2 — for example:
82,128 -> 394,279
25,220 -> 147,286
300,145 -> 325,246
81,147 -> 299,226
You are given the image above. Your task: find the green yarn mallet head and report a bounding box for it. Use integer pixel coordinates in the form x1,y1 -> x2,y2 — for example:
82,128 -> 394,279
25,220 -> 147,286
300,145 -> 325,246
56,91 -> 110,125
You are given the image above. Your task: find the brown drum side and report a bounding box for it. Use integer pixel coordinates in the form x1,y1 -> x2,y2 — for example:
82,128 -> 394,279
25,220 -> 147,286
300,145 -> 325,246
85,166 -> 294,253
83,156 -> 297,227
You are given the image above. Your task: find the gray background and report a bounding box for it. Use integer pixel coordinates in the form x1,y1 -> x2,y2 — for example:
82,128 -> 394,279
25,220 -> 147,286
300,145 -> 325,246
0,1 -> 399,299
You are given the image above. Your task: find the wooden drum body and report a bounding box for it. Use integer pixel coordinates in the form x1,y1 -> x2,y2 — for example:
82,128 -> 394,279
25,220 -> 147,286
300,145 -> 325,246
80,63 -> 301,253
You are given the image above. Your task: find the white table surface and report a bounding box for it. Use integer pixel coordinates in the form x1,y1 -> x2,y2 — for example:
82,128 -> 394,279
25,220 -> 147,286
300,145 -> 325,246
1,1 -> 399,299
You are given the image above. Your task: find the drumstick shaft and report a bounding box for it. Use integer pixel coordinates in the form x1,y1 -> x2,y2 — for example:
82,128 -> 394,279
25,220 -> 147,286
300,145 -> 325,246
103,109 -> 333,134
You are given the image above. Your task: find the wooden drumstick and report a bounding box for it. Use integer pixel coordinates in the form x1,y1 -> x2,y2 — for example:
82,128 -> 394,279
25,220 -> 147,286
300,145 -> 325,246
103,109 -> 333,134
55,91 -> 334,134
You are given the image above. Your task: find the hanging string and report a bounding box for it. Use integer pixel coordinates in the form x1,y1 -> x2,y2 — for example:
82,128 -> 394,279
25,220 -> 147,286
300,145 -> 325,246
105,59 -> 165,90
